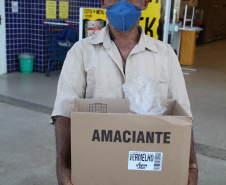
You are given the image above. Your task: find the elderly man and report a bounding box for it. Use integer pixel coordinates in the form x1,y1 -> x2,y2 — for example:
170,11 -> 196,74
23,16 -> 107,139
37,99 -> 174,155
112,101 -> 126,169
52,0 -> 198,184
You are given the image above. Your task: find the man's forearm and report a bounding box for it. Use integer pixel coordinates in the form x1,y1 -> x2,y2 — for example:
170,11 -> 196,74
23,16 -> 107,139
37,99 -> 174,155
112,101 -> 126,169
55,116 -> 71,178
188,129 -> 198,185
189,129 -> 197,164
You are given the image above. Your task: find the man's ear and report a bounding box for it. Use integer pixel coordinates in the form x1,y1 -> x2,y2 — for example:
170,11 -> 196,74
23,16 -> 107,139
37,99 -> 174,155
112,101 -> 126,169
100,0 -> 106,8
142,0 -> 149,10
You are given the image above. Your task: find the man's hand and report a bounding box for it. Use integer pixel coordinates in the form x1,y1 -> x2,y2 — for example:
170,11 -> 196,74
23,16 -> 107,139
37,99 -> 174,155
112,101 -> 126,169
55,116 -> 72,185
188,129 -> 198,185
57,167 -> 73,185
188,169 -> 198,185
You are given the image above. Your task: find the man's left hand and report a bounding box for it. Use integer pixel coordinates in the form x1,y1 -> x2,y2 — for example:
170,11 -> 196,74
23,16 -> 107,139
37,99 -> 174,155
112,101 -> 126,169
188,169 -> 198,185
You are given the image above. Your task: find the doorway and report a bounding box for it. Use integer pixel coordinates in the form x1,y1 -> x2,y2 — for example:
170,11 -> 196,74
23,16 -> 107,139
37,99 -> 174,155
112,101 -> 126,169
0,0 -> 7,74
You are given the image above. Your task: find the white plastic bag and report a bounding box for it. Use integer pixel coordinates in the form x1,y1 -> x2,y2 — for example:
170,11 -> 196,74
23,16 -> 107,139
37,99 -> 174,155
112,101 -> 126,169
122,76 -> 167,115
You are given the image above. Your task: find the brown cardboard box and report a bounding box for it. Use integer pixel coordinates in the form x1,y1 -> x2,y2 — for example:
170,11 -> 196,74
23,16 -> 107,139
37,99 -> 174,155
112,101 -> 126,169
180,0 -> 199,18
209,0 -> 220,7
206,19 -> 224,31
205,30 -> 215,42
71,99 -> 192,185
207,8 -> 224,19
207,8 -> 216,19
206,19 -> 214,30
209,0 -> 224,7
181,0 -> 198,7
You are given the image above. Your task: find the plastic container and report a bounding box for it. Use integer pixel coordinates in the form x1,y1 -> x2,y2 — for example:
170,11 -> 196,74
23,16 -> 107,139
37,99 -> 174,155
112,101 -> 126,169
18,53 -> 35,74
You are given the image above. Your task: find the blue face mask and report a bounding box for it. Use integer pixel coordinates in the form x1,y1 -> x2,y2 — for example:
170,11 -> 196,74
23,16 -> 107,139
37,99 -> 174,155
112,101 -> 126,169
106,0 -> 142,33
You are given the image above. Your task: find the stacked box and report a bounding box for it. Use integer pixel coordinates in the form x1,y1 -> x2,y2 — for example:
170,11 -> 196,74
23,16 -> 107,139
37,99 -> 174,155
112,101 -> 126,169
181,0 -> 198,7
199,0 -> 226,42
179,0 -> 199,19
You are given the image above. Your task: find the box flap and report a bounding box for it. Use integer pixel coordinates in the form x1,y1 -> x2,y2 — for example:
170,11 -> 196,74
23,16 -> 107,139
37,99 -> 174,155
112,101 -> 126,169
73,98 -> 192,119
161,99 -> 176,115
173,100 -> 188,115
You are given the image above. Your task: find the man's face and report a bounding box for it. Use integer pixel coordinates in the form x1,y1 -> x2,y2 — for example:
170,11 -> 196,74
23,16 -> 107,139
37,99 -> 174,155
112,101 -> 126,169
100,0 -> 149,10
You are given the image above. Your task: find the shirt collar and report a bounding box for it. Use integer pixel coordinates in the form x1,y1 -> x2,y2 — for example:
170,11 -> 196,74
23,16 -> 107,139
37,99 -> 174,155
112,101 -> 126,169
90,24 -> 158,53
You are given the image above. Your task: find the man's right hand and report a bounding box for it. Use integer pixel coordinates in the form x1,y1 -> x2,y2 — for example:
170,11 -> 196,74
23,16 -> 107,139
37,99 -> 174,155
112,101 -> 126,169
57,167 -> 73,185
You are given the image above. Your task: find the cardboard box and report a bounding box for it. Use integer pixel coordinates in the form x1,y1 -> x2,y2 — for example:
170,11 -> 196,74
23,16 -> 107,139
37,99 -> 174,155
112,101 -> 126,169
180,0 -> 199,18
209,0 -> 224,7
71,99 -> 192,185
207,8 -> 224,19
209,0 -> 218,7
181,0 -> 198,7
206,19 -> 224,31
204,30 -> 215,42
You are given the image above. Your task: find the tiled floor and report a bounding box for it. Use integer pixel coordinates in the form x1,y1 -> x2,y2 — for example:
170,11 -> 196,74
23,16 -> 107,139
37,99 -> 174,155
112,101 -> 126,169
0,71 -> 59,108
197,153 -> 226,185
0,102 -> 57,185
184,39 -> 226,150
